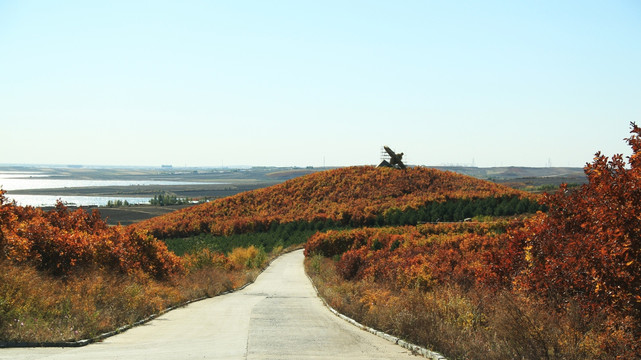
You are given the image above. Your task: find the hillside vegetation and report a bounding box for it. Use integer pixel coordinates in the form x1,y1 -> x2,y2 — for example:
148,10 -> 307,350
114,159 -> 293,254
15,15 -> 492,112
305,125 -> 641,359
133,166 -> 537,240
0,195 -> 274,343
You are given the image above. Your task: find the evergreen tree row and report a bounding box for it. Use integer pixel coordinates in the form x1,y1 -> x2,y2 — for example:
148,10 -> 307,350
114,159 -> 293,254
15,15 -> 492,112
149,192 -> 191,206
379,195 -> 543,226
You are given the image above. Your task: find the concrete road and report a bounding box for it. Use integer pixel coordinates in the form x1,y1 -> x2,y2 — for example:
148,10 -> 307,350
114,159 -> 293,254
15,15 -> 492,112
1,250 -> 419,359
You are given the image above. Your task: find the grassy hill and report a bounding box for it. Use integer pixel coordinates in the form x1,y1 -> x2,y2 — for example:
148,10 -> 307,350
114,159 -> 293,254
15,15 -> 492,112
131,166 -> 539,241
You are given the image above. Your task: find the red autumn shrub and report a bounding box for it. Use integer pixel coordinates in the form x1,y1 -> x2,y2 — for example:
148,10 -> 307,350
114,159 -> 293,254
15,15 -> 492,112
0,193 -> 182,279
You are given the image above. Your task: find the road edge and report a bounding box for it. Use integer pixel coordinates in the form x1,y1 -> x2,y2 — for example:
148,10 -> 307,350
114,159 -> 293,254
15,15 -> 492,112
304,262 -> 447,360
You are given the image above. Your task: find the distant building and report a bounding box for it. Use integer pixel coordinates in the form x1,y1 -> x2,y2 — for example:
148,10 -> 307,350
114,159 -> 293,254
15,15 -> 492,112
161,165 -> 173,169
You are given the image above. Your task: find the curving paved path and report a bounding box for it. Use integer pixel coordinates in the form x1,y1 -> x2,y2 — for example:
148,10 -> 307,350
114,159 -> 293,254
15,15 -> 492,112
1,250 -> 418,359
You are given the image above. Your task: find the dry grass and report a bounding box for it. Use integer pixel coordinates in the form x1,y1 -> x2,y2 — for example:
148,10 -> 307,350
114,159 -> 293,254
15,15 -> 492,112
1,262 -> 178,342
305,255 -> 636,360
0,244 -> 285,344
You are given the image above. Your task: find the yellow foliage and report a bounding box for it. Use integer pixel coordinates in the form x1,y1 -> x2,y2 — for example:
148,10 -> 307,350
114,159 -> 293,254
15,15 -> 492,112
228,246 -> 266,270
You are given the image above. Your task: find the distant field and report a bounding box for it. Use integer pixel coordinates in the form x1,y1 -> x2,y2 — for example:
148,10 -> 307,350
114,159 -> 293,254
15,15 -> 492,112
434,166 -> 587,193
39,204 -> 191,226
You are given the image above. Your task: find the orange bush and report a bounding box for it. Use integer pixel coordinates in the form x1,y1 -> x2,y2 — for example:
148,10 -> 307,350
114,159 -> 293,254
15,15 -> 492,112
0,195 -> 182,279
488,123 -> 641,352
305,223 -> 507,290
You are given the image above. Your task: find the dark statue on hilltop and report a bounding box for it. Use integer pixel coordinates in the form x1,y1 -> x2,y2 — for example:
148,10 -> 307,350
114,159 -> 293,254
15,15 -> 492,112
378,146 -> 406,169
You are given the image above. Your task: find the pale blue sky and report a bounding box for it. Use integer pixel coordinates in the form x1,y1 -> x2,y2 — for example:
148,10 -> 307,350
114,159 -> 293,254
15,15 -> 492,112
1,1 -> 640,168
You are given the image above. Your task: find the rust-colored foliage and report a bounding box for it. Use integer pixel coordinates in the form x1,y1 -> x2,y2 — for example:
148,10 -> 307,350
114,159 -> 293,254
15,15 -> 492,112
500,123 -> 641,330
0,194 -> 182,279
305,222 -> 508,290
303,125 -> 641,357
133,166 -> 531,239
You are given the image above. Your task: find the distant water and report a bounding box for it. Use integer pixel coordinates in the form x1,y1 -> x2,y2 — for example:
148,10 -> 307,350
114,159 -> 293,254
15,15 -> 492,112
0,171 -> 211,207
6,194 -> 153,207
0,173 -> 210,191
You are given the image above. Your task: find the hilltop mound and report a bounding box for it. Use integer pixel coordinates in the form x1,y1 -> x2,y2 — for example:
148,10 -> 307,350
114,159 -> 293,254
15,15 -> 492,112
132,166 -> 537,239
